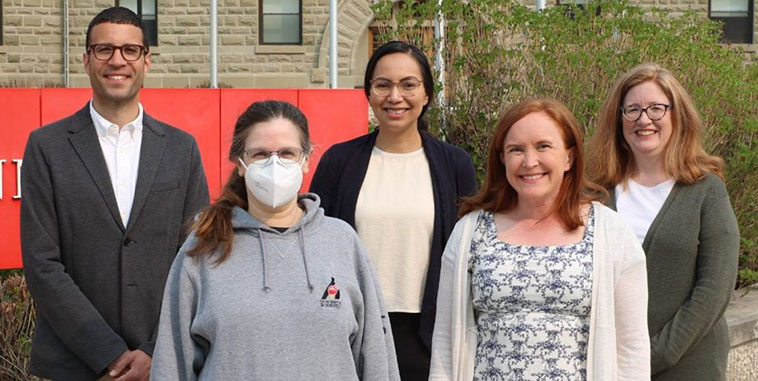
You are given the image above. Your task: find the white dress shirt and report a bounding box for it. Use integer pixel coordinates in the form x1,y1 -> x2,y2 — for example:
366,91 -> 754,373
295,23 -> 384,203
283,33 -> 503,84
90,101 -> 144,226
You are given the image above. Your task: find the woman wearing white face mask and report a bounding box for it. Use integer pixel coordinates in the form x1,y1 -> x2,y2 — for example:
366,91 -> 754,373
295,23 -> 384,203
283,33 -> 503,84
151,100 -> 400,380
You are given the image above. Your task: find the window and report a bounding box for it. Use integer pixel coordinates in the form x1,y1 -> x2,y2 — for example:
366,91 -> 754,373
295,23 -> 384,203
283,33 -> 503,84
710,0 -> 753,43
557,0 -> 602,19
260,0 -> 302,45
118,0 -> 158,47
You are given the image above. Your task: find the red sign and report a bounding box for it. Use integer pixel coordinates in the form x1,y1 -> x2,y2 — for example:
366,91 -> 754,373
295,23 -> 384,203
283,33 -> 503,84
0,89 -> 368,269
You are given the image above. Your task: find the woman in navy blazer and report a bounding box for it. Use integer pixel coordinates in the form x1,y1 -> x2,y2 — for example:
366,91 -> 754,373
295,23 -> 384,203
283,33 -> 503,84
310,41 -> 477,380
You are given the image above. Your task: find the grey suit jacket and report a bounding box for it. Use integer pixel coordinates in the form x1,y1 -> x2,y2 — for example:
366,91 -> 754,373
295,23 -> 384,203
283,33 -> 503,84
20,104 -> 210,380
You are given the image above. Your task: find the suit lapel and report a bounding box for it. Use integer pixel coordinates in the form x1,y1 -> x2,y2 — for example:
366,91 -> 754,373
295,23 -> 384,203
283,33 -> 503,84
126,113 -> 167,231
67,105 -> 125,231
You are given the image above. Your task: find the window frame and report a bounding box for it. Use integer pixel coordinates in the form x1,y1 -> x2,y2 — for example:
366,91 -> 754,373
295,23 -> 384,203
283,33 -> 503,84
116,0 -> 158,47
259,0 -> 303,46
708,0 -> 754,43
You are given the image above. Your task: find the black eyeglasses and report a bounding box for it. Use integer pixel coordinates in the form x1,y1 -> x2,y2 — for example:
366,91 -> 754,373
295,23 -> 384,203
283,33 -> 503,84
620,103 -> 672,122
87,44 -> 147,62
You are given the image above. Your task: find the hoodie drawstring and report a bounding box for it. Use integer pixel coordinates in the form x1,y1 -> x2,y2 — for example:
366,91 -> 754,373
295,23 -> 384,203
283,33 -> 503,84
299,229 -> 314,292
257,228 -> 271,291
257,227 -> 313,292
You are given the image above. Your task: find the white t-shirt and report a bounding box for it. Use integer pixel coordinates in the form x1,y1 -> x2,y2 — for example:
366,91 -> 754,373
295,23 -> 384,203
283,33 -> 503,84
355,147 -> 435,313
615,178 -> 676,245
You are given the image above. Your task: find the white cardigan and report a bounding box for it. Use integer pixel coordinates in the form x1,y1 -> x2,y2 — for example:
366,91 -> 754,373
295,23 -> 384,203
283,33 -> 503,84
430,202 -> 650,380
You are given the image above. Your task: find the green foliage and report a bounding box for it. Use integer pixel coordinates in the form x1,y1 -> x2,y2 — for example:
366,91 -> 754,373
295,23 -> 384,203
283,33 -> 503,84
372,0 -> 757,287
0,272 -> 36,380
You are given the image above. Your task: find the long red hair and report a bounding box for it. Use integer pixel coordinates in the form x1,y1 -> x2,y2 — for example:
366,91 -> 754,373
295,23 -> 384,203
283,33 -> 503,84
459,98 -> 605,231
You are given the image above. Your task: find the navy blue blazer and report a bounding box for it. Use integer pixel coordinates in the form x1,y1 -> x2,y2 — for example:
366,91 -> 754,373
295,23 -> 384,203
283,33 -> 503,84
20,105 -> 210,379
309,129 -> 477,349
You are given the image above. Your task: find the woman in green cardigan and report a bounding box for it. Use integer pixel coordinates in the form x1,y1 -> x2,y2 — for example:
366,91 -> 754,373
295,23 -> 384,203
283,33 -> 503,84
587,62 -> 740,380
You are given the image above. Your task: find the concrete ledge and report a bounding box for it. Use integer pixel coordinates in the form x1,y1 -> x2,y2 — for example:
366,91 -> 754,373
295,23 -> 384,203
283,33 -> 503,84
726,285 -> 758,381
726,286 -> 758,346
254,45 -> 306,54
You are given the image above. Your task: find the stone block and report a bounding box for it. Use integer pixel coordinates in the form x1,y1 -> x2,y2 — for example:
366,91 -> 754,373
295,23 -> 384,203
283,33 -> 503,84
176,16 -> 202,27
221,35 -> 246,45
19,35 -> 40,45
5,16 -> 23,26
44,17 -> 61,28
221,55 -> 245,63
162,76 -> 191,88
22,0 -> 42,6
181,64 -> 199,73
268,55 -> 292,63
179,35 -> 203,45
41,35 -> 59,45
8,54 -> 21,63
220,74 -> 255,88
34,63 -> 50,73
187,7 -> 208,15
159,35 -> 180,46
224,64 -> 250,73
23,15 -> 42,27
142,76 -> 163,87
173,54 -> 192,63
166,8 -> 187,15
1,65 -> 19,74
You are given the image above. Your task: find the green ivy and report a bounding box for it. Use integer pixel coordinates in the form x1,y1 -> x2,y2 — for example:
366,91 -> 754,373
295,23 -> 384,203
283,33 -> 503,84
372,0 -> 757,288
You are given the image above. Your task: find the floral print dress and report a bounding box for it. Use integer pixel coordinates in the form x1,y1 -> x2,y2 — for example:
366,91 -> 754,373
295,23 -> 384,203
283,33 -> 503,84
469,206 -> 595,380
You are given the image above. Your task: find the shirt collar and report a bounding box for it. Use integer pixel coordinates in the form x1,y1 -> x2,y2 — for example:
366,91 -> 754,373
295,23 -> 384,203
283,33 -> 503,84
90,100 -> 144,139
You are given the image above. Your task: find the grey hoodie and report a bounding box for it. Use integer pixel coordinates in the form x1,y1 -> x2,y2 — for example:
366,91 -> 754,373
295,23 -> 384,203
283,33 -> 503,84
151,194 -> 400,380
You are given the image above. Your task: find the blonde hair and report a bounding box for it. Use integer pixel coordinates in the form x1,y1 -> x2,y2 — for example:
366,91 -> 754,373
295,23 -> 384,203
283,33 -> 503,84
587,63 -> 724,188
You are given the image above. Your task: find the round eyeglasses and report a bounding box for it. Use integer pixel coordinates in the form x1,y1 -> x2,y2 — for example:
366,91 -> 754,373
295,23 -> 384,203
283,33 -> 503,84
369,78 -> 423,97
243,148 -> 306,165
87,44 -> 147,62
620,103 -> 672,122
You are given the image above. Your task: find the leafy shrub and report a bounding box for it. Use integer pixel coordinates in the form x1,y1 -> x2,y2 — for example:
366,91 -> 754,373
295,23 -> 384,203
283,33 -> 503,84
0,271 -> 35,380
372,0 -> 757,287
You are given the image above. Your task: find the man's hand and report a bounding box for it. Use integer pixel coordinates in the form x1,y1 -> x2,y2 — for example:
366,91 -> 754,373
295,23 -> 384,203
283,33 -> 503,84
107,349 -> 151,381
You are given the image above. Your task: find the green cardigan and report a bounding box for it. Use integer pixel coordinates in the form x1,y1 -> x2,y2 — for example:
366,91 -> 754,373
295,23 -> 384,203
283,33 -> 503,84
609,173 -> 739,380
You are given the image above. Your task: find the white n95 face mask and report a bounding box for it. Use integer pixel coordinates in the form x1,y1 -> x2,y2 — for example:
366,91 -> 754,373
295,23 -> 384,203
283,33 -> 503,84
239,156 -> 303,208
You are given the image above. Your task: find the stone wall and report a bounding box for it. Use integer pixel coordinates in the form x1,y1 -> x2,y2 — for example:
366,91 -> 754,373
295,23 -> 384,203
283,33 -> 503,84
0,0 -> 64,86
0,0 -> 376,88
0,0 -> 755,88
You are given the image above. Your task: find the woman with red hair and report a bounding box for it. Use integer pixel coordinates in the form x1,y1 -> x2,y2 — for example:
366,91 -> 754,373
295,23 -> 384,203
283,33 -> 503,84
430,98 -> 649,380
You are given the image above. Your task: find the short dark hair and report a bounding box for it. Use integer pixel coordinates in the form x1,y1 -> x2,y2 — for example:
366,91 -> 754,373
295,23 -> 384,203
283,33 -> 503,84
86,7 -> 149,50
363,41 -> 434,131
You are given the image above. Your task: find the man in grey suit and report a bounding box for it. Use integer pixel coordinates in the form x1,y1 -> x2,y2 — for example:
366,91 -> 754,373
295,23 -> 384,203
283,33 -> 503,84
20,7 -> 209,380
